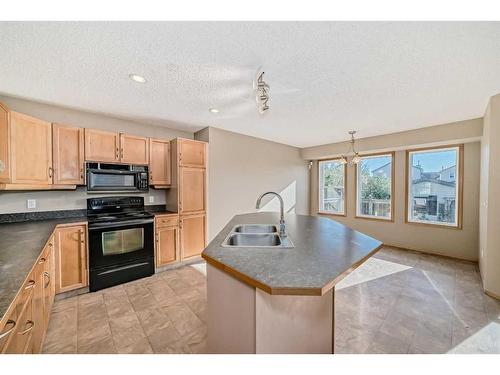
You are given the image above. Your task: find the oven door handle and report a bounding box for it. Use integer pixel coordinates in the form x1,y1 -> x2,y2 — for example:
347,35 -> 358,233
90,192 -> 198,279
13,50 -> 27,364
89,219 -> 154,230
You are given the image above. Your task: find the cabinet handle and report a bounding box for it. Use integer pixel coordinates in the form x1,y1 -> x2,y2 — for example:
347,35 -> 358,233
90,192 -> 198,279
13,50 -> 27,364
38,257 -> 46,264
18,321 -> 34,335
80,230 -> 84,244
48,166 -> 53,178
116,147 -> 119,159
43,272 -> 51,288
80,167 -> 84,180
24,280 -> 35,290
0,320 -> 16,340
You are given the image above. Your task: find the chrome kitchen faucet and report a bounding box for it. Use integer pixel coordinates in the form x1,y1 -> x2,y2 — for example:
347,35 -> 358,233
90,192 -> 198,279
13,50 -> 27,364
255,192 -> 287,237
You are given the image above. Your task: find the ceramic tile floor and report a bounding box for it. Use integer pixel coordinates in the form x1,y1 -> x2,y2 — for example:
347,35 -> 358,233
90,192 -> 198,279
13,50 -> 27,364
43,247 -> 500,354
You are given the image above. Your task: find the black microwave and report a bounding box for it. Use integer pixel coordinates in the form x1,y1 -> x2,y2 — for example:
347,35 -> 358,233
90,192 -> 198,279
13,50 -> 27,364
86,162 -> 149,193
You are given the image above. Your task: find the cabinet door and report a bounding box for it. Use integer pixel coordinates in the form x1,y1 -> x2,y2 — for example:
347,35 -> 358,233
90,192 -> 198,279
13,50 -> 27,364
3,293 -> 34,354
43,239 -> 56,331
149,138 -> 171,186
84,128 -> 120,162
179,139 -> 206,168
10,111 -> 52,184
52,123 -> 85,185
55,225 -> 88,293
31,261 -> 45,353
179,167 -> 205,214
0,308 -> 17,353
180,214 -> 206,260
120,134 -> 149,165
0,103 -> 10,182
156,226 -> 178,266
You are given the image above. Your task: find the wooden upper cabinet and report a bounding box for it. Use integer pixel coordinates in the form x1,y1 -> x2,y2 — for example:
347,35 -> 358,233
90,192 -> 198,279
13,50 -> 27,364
10,112 -> 52,184
179,167 -> 205,214
84,128 -> 120,163
54,224 -> 88,293
52,123 -> 85,185
149,138 -> 171,186
120,134 -> 149,165
0,103 -> 10,182
179,139 -> 206,168
180,214 -> 206,260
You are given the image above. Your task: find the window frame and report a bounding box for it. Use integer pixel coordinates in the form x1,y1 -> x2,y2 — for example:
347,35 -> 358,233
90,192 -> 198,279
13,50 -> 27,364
354,151 -> 395,222
405,144 -> 464,229
317,157 -> 347,216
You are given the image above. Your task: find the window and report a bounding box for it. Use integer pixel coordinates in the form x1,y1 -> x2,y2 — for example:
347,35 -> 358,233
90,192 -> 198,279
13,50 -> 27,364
355,153 -> 393,220
318,159 -> 346,215
407,145 -> 462,227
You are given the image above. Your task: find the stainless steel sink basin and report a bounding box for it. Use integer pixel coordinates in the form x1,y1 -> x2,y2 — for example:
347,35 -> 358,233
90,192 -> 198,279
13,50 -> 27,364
226,233 -> 282,247
221,224 -> 294,248
233,224 -> 277,234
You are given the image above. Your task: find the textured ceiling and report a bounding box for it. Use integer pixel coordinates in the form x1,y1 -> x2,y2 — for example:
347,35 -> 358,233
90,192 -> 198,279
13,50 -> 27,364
0,22 -> 499,147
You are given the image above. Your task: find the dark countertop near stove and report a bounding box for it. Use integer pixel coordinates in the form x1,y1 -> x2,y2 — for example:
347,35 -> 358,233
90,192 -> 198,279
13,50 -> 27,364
0,204 -> 177,320
0,217 -> 88,320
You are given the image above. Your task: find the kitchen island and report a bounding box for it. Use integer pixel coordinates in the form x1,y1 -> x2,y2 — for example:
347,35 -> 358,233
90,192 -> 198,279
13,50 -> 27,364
201,212 -> 382,354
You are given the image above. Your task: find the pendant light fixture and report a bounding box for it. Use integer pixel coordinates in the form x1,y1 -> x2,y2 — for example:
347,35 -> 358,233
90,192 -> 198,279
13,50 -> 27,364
339,131 -> 361,165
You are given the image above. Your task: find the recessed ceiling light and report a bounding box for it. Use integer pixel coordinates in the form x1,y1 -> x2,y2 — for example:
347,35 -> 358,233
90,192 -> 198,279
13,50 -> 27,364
209,108 -> 219,113
129,74 -> 147,83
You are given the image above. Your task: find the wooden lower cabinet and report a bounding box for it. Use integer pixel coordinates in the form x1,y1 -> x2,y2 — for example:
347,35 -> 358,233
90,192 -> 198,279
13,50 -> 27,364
156,226 -> 179,267
43,240 -> 56,331
180,214 -> 206,260
55,224 -> 88,293
3,297 -> 34,354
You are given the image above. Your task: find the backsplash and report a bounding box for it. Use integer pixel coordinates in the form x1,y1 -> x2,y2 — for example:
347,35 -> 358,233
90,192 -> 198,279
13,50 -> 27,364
0,187 -> 167,214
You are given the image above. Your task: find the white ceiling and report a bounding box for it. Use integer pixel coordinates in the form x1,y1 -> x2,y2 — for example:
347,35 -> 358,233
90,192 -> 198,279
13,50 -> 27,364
1,22 -> 499,148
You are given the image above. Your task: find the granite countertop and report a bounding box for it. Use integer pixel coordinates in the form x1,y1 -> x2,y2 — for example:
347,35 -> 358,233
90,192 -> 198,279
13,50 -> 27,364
0,217 -> 87,320
202,212 -> 383,296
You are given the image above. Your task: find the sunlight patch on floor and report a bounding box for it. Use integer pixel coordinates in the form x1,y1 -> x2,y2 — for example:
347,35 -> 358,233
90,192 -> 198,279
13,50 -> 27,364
191,262 -> 207,276
336,257 -> 412,290
448,321 -> 500,354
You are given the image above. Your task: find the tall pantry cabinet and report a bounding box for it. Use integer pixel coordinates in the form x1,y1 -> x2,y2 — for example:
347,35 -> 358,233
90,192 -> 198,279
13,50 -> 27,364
166,138 -> 207,260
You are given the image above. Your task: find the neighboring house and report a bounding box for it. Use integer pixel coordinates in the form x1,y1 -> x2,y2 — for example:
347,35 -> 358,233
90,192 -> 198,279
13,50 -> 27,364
439,165 -> 456,182
372,162 -> 391,178
410,164 -> 457,222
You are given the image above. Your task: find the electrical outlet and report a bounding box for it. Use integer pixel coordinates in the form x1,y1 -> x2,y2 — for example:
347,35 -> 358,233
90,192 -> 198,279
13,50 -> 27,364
27,199 -> 36,209
148,196 -> 154,203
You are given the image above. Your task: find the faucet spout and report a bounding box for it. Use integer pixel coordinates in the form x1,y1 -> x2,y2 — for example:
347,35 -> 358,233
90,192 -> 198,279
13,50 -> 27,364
255,191 -> 287,237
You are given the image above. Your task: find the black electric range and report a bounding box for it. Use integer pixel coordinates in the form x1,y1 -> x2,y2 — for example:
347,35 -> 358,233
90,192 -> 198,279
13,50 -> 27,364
87,196 -> 155,292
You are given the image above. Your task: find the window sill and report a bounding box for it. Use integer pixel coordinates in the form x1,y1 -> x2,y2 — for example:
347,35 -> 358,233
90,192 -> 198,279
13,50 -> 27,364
318,211 -> 346,217
405,220 -> 462,230
355,215 -> 393,222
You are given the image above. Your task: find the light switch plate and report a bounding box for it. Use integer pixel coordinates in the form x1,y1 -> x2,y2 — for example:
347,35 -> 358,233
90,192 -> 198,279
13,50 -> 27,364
27,199 -> 36,209
148,196 -> 154,203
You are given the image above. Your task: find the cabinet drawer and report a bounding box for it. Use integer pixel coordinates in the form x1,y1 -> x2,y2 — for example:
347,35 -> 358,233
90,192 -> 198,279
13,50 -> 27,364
16,274 -> 36,316
156,216 -> 178,228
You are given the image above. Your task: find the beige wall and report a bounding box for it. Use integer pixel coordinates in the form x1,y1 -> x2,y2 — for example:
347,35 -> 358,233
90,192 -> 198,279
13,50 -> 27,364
308,140 -> 481,261
479,94 -> 500,296
195,127 -> 309,242
301,118 -> 483,160
0,95 -> 192,213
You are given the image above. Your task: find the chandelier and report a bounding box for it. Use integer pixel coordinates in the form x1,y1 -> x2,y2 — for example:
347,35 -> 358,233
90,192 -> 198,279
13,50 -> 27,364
339,131 -> 361,165
254,71 -> 269,114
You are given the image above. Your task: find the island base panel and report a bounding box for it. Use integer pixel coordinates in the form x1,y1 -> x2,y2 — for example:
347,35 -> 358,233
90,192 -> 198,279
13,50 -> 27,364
206,263 -> 334,354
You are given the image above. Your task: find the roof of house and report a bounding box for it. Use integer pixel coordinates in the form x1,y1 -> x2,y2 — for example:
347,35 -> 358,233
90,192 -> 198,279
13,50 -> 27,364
412,178 -> 456,187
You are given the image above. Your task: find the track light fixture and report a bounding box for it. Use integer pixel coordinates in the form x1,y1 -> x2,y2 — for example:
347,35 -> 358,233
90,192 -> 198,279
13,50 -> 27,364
254,71 -> 270,114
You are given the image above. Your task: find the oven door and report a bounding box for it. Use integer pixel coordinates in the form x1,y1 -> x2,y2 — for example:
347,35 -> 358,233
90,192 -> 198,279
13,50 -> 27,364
88,219 -> 154,270
87,169 -> 139,192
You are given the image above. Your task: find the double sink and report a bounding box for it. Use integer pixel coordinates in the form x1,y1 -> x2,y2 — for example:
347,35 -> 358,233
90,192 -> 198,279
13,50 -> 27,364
221,224 -> 294,248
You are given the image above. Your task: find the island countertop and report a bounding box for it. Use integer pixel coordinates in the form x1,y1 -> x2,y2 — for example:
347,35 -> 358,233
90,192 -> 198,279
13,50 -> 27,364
201,212 -> 383,296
